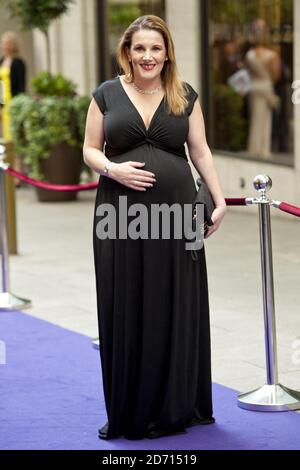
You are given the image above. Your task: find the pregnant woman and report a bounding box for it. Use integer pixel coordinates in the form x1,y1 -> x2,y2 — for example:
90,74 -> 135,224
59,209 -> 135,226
83,14 -> 227,440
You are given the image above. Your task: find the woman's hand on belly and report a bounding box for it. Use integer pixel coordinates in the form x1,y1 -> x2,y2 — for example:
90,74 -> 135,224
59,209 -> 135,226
108,161 -> 156,192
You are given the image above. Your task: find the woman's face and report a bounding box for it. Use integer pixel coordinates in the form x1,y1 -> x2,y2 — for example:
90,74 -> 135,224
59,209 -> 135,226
127,29 -> 167,81
1,38 -> 15,56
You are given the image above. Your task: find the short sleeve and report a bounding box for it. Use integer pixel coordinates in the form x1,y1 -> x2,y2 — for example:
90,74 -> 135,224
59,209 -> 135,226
185,82 -> 199,116
92,83 -> 106,114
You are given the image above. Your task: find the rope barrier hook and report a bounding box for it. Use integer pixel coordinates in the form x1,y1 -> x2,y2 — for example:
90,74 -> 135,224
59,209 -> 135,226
0,144 -> 31,311
237,174 -> 300,411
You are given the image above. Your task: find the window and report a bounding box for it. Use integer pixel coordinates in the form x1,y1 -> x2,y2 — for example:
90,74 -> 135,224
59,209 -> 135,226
202,0 -> 294,166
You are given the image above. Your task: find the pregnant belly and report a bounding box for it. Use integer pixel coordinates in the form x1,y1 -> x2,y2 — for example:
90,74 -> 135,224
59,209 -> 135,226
101,145 -> 195,204
95,146 -> 198,243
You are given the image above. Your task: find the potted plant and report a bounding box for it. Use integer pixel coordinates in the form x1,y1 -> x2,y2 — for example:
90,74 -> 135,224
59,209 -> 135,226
1,0 -> 91,201
9,71 -> 90,201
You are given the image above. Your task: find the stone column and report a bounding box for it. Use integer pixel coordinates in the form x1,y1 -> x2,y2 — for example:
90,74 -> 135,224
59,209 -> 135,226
165,0 -> 200,90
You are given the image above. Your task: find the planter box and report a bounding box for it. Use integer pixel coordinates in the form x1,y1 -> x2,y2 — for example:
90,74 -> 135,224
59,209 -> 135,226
36,142 -> 82,202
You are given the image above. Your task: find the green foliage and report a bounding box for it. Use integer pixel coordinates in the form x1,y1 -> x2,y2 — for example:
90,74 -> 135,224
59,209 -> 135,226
209,0 -> 259,25
209,0 -> 293,29
8,83 -> 90,180
4,0 -> 74,33
213,84 -> 248,152
109,4 -> 142,29
31,71 -> 77,96
281,0 -> 293,24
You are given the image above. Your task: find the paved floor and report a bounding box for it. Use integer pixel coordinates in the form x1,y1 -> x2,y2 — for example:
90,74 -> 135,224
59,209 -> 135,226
7,184 -> 300,396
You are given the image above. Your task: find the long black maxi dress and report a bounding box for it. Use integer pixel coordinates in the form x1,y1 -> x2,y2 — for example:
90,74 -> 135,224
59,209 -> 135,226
92,76 -> 214,440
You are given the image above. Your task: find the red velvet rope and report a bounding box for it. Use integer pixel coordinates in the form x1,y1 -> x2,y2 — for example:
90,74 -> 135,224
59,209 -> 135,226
224,198 -> 247,205
6,167 -> 99,192
5,167 -> 248,204
278,202 -> 300,217
3,167 -> 300,216
4,167 -> 247,203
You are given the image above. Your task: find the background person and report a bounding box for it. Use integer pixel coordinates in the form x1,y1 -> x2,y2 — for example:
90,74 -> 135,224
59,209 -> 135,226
244,19 -> 281,158
0,30 -> 26,186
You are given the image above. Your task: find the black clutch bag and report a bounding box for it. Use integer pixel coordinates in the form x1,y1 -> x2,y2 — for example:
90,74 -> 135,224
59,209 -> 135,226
189,177 -> 216,261
193,177 -> 215,227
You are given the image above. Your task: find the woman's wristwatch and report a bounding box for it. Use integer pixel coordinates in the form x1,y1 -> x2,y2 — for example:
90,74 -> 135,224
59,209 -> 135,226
102,161 -> 111,177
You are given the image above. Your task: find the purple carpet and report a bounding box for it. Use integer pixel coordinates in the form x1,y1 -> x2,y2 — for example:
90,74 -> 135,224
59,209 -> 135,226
0,311 -> 299,450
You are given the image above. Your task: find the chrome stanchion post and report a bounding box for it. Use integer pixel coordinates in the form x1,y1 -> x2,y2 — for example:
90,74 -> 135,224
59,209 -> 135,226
257,176 -> 278,386
237,174 -> 300,411
0,144 -> 31,311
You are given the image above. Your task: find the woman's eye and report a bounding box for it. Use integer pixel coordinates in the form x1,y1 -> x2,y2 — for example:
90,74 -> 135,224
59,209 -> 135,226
135,47 -> 161,51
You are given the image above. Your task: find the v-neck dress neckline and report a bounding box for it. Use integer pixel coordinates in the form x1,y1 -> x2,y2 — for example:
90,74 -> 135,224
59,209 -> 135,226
117,75 -> 165,133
